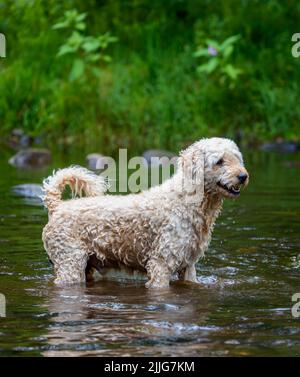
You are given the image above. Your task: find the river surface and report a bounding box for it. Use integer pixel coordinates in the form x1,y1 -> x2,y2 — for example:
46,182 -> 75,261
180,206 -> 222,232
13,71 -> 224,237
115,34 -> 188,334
0,146 -> 300,356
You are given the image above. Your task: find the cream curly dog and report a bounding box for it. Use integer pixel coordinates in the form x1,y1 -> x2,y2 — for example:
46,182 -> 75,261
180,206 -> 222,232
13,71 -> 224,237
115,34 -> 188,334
42,137 -> 248,288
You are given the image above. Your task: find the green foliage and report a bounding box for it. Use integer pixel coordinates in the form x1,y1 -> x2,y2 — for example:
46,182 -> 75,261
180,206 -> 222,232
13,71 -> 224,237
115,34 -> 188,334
0,0 -> 300,151
194,35 -> 242,86
53,9 -> 117,81
52,9 -> 87,31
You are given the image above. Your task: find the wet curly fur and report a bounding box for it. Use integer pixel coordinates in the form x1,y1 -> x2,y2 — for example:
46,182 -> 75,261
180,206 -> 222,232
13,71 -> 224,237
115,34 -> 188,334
42,138 -> 248,288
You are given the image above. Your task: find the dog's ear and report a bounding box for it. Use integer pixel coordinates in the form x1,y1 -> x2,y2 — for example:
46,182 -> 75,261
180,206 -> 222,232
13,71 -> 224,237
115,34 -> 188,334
178,144 -> 205,201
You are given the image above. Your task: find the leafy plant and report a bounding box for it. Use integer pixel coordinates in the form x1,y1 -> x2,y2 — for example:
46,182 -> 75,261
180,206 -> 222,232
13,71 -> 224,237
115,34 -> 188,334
194,35 -> 242,86
53,9 -> 118,81
1,0 -> 300,147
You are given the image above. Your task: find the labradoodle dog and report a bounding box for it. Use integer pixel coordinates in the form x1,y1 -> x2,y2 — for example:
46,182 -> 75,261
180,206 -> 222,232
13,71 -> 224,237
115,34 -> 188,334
42,137 -> 248,288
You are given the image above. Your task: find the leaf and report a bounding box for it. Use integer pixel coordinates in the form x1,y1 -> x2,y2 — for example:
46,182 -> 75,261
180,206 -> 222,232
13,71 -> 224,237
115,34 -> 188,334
87,53 -> 101,62
52,21 -> 68,30
222,64 -> 242,80
75,22 -> 86,31
57,44 -> 76,57
65,10 -> 78,20
221,35 -> 240,50
68,31 -> 84,48
101,54 -> 112,63
76,12 -> 87,22
82,39 -> 101,52
205,39 -> 220,50
193,48 -> 210,58
197,58 -> 219,74
223,45 -> 233,59
69,59 -> 85,81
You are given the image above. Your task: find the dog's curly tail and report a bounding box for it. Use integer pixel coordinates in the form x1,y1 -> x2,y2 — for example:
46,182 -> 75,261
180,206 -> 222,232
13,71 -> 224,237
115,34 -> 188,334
42,166 -> 108,214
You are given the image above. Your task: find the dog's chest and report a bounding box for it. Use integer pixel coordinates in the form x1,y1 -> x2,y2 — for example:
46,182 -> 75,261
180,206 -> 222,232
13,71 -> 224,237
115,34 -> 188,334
188,203 -> 222,259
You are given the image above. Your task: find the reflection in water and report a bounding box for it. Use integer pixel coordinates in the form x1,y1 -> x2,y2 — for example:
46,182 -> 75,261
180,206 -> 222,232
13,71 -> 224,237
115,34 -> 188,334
0,148 -> 300,356
42,280 -> 214,356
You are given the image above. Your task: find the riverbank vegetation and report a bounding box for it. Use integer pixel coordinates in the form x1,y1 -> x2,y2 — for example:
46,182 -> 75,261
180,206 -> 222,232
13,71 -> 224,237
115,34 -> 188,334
0,0 -> 299,152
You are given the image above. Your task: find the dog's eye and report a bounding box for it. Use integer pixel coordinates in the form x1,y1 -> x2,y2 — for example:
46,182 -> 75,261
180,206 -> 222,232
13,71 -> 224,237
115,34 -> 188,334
216,158 -> 224,166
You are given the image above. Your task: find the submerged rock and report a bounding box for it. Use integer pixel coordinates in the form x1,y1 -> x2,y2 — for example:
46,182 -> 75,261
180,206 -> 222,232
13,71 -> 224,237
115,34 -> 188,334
142,149 -> 177,167
12,184 -> 43,206
9,148 -> 51,168
86,153 -> 110,170
260,141 -> 299,153
9,128 -> 33,149
12,184 -> 43,198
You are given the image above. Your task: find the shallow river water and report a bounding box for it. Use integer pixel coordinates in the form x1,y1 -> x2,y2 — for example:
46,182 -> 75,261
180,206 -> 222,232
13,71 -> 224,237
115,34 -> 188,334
0,146 -> 300,356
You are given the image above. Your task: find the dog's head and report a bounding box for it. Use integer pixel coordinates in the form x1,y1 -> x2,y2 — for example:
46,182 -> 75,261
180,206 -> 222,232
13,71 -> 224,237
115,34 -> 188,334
179,137 -> 249,199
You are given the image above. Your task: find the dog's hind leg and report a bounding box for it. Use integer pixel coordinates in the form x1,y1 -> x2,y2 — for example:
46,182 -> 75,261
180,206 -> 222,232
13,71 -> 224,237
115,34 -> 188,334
46,241 -> 88,285
179,264 -> 198,283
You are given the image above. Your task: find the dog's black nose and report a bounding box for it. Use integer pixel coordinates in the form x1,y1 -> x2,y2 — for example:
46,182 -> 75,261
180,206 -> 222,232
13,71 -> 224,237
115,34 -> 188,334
238,173 -> 248,183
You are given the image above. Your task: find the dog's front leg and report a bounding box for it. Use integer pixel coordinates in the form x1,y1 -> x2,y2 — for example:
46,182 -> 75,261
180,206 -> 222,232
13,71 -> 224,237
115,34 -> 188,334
145,258 -> 171,288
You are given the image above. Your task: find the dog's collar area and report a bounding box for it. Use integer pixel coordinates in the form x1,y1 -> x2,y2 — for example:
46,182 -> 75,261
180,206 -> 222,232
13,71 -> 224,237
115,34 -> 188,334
217,181 -> 240,196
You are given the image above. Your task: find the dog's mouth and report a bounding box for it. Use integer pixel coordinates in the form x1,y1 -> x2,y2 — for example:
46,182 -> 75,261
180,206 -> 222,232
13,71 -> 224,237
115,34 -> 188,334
217,181 -> 241,196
